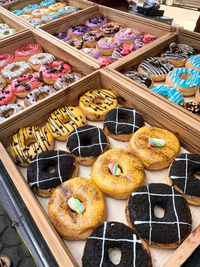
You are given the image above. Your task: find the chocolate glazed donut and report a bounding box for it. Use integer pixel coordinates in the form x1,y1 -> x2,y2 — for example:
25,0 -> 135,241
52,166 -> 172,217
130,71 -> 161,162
82,221 -> 152,267
126,183 -> 192,248
124,71 -> 153,88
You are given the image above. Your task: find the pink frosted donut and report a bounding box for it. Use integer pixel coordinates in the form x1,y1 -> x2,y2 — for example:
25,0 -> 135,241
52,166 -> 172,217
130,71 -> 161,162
15,43 -> 42,61
114,28 -> 140,44
39,61 -> 71,84
11,73 -> 43,98
0,87 -> 15,106
0,54 -> 15,70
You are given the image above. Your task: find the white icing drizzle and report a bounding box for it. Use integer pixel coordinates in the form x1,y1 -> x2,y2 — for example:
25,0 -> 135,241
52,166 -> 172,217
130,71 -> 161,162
1,61 -> 31,80
28,53 -> 55,66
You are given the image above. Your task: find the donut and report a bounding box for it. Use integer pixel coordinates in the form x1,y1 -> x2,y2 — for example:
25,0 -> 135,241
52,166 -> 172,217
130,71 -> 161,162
97,37 -> 121,56
0,75 -> 6,88
126,183 -> 192,248
66,38 -> 83,49
27,150 -> 78,197
58,6 -> 79,16
23,4 -> 40,14
0,87 -> 15,106
161,42 -> 194,67
53,32 -> 71,42
80,48 -> 101,59
66,125 -> 110,165
68,24 -> 90,40
124,71 -> 154,88
48,177 -> 106,240
79,89 -> 118,121
185,54 -> 200,71
82,221 -> 152,267
28,53 -> 55,71
168,153 -> 200,205
112,43 -> 134,59
82,31 -> 105,48
1,61 -> 31,83
97,56 -> 117,67
91,148 -> 145,199
15,43 -> 42,61
19,14 -> 33,21
31,8 -> 48,18
41,11 -> 61,23
133,34 -> 157,50
12,10 -> 24,16
28,18 -> 42,26
48,3 -> 66,12
115,28 -> 140,44
0,54 -> 15,70
85,16 -> 107,31
0,103 -> 23,122
99,22 -> 121,37
39,61 -> 71,84
0,24 -> 9,30
9,126 -> 54,166
24,85 -> 56,107
129,126 -> 180,170
11,73 -> 43,98
40,0 -> 55,7
138,57 -> 174,82
181,101 -> 200,115
165,68 -> 200,96
150,85 -> 183,105
46,106 -> 86,141
54,72 -> 82,90
103,106 -> 144,141
0,28 -> 17,39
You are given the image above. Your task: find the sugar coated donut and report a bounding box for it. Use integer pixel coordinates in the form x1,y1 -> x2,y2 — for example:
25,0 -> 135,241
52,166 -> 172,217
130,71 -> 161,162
66,38 -> 83,49
15,43 -> 42,61
53,32 -> 71,42
91,148 -> 145,199
103,106 -> 144,141
46,106 -> 86,141
129,126 -> 180,170
24,85 -> 56,106
82,221 -> 152,267
66,125 -> 110,165
161,42 -> 194,67
27,150 -> 78,197
115,28 -> 140,44
1,61 -> 31,83
39,61 -> 71,84
58,6 -> 79,16
168,153 -> 200,205
150,85 -> 183,105
97,37 -> 121,56
112,43 -> 134,59
185,54 -> 200,71
85,16 -> 107,31
181,101 -> 200,115
138,57 -> 174,82
99,22 -> 121,37
28,18 -> 42,26
79,89 -> 118,121
11,73 -> 43,98
0,28 -> 17,39
68,24 -> 90,40
80,48 -> 101,59
54,72 -> 82,90
40,0 -> 55,7
165,68 -> 200,96
28,53 -> 56,71
126,183 -> 192,248
23,4 -> 40,14
0,87 -> 15,106
82,31 -> 105,48
0,103 -> 23,122
124,71 -> 154,88
9,126 -> 54,166
48,177 -> 106,240
0,54 -> 15,70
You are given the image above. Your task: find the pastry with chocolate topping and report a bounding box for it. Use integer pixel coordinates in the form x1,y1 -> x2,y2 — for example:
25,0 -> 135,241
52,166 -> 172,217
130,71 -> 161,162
181,101 -> 200,115
68,24 -> 90,39
82,31 -> 105,48
54,72 -> 82,90
124,71 -> 154,88
85,16 -> 107,30
66,38 -> 83,49
0,103 -> 23,122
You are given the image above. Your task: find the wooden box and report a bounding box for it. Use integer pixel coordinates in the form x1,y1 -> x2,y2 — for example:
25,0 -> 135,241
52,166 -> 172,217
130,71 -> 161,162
35,4 -> 175,66
0,69 -> 200,267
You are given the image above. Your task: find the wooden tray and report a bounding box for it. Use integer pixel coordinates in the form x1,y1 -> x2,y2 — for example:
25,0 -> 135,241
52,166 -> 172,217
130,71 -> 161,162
0,28 -> 100,132
35,4 -> 176,66
0,69 -> 200,267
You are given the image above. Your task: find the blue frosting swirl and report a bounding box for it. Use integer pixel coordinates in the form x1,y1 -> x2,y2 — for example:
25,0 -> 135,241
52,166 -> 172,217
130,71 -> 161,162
58,6 -> 78,15
188,55 -> 200,70
40,0 -> 55,7
12,10 -> 24,16
151,84 -> 183,105
23,4 -> 40,12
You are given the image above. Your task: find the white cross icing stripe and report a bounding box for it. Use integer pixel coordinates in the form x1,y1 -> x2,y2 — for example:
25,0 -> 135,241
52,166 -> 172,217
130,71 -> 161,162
88,236 -> 142,244
71,143 -> 108,153
131,192 -> 183,198
134,221 -> 190,225
29,153 -> 71,164
147,185 -> 152,245
99,222 -> 107,267
171,186 -> 181,243
104,121 -> 140,128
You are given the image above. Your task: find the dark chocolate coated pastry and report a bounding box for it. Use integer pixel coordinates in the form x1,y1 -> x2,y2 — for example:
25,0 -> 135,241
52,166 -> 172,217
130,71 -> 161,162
126,183 -> 192,247
27,150 -> 77,191
82,221 -> 152,267
181,101 -> 200,114
104,106 -> 144,136
162,42 -> 194,60
125,70 -> 153,88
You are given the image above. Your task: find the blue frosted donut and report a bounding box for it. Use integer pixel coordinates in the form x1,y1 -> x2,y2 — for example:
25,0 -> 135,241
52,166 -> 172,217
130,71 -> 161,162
12,10 -> 24,16
23,4 -> 40,13
186,55 -> 200,71
58,6 -> 79,15
40,0 -> 55,7
151,85 -> 183,105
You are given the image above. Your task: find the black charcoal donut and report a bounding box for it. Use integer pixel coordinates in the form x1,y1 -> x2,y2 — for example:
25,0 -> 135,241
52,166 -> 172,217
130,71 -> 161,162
66,125 -> 110,165
27,150 -> 78,197
82,221 -> 152,267
103,106 -> 144,141
126,183 -> 192,248
168,153 -> 200,205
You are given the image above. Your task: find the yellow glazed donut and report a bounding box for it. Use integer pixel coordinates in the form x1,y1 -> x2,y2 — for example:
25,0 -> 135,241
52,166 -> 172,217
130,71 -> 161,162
46,106 -> 86,141
79,89 -> 118,121
48,177 -> 107,240
91,148 -> 145,199
9,126 -> 54,167
129,126 -> 180,170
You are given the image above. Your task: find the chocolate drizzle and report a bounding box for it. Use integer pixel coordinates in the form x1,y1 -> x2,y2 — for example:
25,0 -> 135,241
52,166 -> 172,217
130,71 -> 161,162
162,42 -> 194,60
54,73 -> 82,90
124,71 -> 153,88
181,101 -> 200,114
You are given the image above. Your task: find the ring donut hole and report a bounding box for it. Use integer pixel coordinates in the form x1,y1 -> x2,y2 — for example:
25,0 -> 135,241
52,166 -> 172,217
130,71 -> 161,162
118,112 -> 129,123
93,96 -> 105,105
37,92 -> 49,100
61,116 -> 71,125
24,138 -> 36,147
108,247 -> 122,265
11,65 -> 20,72
4,30 -> 11,36
194,172 -> 200,181
179,73 -> 191,80
47,166 -> 56,174
3,108 -> 15,118
154,204 -> 165,219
